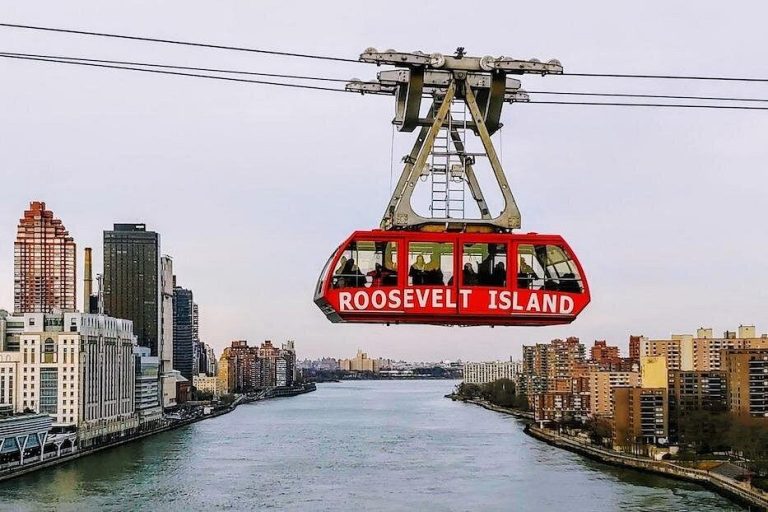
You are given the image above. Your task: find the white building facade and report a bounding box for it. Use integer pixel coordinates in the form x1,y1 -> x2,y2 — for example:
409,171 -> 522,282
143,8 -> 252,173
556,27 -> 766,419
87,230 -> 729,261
463,360 -> 522,385
0,312 -> 138,440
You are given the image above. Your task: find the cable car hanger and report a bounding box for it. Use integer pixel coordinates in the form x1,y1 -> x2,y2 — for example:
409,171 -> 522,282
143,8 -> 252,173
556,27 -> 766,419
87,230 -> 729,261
347,48 -> 563,233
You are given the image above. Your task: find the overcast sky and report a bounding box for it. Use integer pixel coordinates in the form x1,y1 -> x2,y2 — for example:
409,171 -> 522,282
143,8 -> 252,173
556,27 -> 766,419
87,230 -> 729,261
2,1 -> 768,361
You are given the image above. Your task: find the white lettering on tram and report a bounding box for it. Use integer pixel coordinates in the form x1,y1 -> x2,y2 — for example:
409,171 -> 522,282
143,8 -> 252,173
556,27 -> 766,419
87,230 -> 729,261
337,289 -> 575,315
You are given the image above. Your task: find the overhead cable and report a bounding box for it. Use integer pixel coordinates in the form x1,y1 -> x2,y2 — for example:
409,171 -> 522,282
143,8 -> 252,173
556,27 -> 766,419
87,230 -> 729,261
0,51 -> 352,83
4,53 -> 768,111
0,22 -> 362,64
0,53 -> 350,92
564,72 -> 768,83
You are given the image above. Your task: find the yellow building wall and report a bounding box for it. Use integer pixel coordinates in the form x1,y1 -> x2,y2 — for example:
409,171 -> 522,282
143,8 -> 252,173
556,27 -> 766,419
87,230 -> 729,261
640,356 -> 668,389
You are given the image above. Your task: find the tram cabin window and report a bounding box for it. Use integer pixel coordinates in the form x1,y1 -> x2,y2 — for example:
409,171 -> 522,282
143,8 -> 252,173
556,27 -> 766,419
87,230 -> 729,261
517,244 -> 583,293
462,243 -> 507,287
333,241 -> 398,289
408,242 -> 453,286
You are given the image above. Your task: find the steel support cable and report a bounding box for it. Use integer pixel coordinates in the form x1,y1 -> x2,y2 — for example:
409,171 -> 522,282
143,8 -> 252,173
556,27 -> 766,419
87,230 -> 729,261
0,53 -> 350,92
0,23 -> 363,64
5,24 -> 768,82
4,53 -> 768,110
527,90 -> 768,104
0,51 -> 352,83
4,50 -> 768,104
523,100 -> 768,110
563,72 -> 768,83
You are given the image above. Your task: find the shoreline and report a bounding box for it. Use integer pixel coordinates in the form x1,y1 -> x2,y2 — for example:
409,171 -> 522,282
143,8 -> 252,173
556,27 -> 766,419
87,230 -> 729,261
0,383 -> 317,484
451,395 -> 768,512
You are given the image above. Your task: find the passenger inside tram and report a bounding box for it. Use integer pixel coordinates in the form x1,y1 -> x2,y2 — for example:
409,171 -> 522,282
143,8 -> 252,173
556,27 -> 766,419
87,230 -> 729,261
462,262 -> 478,285
333,241 -> 398,289
517,244 -> 583,293
409,255 -> 428,285
463,243 -> 506,287
408,242 -> 453,286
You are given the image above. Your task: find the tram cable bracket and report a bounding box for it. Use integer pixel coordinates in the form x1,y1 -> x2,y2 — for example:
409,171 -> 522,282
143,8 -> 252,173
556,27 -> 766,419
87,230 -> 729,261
348,48 -> 562,232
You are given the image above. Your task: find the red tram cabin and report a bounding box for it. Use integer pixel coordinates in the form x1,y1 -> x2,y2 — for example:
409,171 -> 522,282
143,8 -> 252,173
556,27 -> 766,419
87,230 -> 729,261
314,230 -> 590,326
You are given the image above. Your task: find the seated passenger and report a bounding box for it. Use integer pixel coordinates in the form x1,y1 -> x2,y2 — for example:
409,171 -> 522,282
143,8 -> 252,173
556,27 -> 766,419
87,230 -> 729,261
332,256 -> 348,288
425,267 -> 444,285
559,273 -> 581,293
492,262 -> 506,287
478,254 -> 493,285
424,254 -> 444,285
341,258 -> 366,288
409,255 -> 427,285
517,256 -> 537,289
463,262 -> 479,285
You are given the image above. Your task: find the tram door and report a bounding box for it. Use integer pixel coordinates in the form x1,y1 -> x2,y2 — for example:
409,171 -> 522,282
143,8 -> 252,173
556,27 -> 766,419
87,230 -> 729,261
457,237 -> 510,318
404,236 -> 459,319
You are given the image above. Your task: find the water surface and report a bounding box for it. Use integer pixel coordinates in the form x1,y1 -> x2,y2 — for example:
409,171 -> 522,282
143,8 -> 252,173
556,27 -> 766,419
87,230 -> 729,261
0,380 -> 741,511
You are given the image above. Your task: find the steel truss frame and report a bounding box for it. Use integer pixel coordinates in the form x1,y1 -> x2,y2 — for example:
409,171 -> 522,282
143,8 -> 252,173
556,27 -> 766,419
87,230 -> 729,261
347,49 -> 562,232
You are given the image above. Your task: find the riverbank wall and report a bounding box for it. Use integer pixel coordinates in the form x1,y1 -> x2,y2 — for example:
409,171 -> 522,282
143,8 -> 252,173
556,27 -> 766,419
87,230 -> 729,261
526,425 -> 768,511
0,384 -> 316,484
454,396 -> 768,511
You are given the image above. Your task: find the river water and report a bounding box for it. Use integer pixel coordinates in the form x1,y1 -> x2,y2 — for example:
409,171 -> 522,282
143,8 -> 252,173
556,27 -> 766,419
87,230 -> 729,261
0,380 -> 741,511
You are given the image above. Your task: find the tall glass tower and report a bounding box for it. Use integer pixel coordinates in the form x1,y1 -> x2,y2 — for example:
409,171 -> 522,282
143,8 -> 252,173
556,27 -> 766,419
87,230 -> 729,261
103,224 -> 161,355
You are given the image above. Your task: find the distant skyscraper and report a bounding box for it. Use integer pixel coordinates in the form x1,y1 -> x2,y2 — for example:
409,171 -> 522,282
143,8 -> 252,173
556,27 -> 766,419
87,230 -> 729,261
14,201 -> 76,314
192,302 -> 199,341
173,284 -> 195,380
160,255 -> 174,372
103,224 -> 161,355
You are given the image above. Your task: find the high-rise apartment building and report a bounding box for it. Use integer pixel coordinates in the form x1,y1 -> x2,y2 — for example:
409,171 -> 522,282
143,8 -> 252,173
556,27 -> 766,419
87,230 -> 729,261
723,349 -> 768,418
612,387 -> 669,449
463,360 -> 521,385
103,224 -> 161,355
590,340 -> 620,367
172,284 -> 195,380
14,202 -> 76,314
217,340 -> 260,393
587,370 -> 640,417
520,337 -> 585,395
640,327 -> 768,372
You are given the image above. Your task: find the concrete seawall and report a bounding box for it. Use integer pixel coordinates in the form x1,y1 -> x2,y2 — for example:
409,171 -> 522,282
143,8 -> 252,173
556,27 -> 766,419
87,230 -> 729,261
453,396 -> 768,511
526,422 -> 768,511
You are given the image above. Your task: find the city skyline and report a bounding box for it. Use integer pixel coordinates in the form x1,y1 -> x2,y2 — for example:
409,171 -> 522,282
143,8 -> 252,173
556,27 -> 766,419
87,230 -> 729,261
2,1 -> 768,361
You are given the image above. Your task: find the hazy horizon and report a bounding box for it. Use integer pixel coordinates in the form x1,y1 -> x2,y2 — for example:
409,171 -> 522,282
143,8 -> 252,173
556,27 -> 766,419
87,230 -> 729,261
3,1 -> 768,361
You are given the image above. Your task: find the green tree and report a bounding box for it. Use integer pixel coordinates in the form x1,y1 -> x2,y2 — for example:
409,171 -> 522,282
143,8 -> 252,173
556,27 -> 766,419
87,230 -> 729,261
455,382 -> 482,399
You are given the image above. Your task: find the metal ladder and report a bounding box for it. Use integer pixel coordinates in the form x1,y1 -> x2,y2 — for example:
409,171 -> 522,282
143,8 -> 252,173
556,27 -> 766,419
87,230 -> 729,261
429,99 -> 467,219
